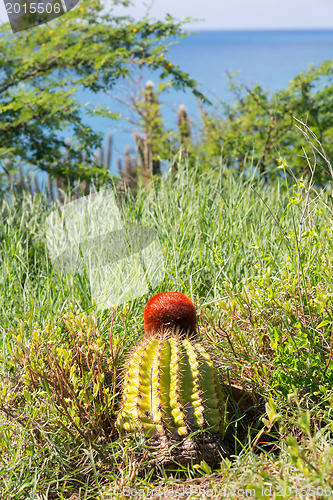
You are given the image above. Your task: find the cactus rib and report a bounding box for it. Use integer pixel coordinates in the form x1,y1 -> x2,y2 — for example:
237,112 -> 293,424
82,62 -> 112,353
117,334 -> 228,465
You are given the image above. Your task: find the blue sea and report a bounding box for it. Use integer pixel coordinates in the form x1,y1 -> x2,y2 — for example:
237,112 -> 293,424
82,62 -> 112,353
73,30 -> 333,172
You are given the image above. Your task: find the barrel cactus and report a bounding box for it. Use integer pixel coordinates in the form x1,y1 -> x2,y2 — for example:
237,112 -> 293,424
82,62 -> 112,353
116,292 -> 228,466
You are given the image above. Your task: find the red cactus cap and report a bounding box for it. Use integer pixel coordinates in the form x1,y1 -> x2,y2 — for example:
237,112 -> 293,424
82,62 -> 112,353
144,292 -> 197,339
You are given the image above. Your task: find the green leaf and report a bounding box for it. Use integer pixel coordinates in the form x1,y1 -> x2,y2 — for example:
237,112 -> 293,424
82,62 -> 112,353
199,460 -> 212,475
317,319 -> 331,328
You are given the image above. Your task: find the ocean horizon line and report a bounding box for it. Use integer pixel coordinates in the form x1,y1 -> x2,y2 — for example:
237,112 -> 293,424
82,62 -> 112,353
185,27 -> 333,33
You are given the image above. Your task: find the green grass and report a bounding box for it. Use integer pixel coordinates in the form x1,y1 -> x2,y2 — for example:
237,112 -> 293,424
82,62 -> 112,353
1,158 -> 333,498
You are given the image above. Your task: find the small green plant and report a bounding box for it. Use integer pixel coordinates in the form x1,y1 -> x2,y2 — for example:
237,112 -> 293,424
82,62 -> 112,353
12,309 -> 125,443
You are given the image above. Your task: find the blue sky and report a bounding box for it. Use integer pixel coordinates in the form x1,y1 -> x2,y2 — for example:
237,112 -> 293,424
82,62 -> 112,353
113,0 -> 333,30
0,0 -> 333,29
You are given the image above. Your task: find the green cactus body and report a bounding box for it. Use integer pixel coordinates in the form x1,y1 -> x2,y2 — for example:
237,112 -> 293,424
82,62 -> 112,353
196,343 -> 225,434
119,338 -> 160,435
181,339 -> 205,429
169,338 -> 187,436
117,335 -> 226,441
150,339 -> 172,433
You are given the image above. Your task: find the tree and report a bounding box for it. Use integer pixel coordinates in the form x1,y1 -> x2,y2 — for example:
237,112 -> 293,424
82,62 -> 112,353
197,61 -> 333,186
0,0 -> 204,187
